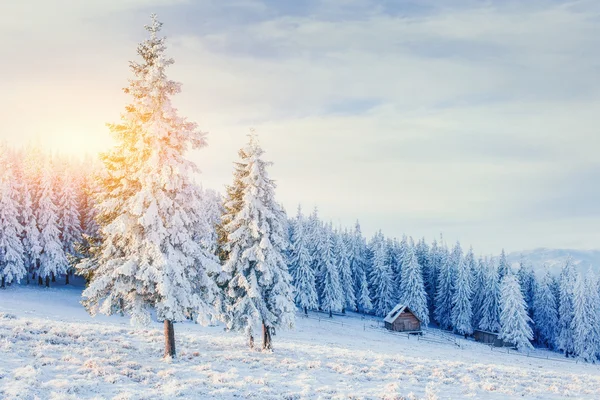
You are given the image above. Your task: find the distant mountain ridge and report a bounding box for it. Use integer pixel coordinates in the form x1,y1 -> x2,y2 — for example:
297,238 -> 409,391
507,248 -> 600,276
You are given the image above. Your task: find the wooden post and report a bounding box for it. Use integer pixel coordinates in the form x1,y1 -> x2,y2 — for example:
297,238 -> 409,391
164,320 -> 176,358
262,321 -> 272,350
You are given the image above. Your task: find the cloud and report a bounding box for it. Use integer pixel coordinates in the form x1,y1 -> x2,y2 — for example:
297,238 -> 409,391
1,0 -> 599,253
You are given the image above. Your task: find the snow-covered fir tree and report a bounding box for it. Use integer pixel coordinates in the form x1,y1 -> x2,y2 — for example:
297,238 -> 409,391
0,158 -> 26,287
19,182 -> 42,284
58,168 -> 82,284
289,206 -> 317,315
499,272 -> 533,351
556,258 -> 576,356
572,270 -> 600,362
497,249 -> 510,282
80,16 -> 220,358
533,268 -> 558,348
434,242 -> 455,330
369,232 -> 395,317
390,236 -> 405,302
195,187 -> 222,256
306,208 -> 325,299
517,258 -> 536,320
479,258 -> 501,333
451,246 -> 473,336
399,244 -> 429,325
335,229 -> 355,313
471,257 -> 487,328
317,225 -> 343,317
221,133 -> 295,349
349,221 -> 371,312
415,238 -> 431,308
426,239 -> 441,313
356,268 -> 373,314
38,162 -> 68,287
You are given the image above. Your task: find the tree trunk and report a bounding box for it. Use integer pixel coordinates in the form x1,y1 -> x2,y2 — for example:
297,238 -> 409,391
38,276 -> 43,286
119,298 -> 125,316
65,273 -> 70,285
45,276 -> 50,288
1,276 -> 5,288
248,334 -> 254,349
164,320 -> 176,358
262,322 -> 272,351
329,309 -> 333,318
51,272 -> 56,282
26,270 -> 30,285
304,307 -> 308,316
342,307 -> 346,314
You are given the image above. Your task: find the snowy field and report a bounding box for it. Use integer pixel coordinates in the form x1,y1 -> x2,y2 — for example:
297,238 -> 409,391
1,286 -> 600,400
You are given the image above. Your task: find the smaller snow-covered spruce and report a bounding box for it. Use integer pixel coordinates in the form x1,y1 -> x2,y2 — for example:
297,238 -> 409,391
57,167 -> 82,285
499,272 -> 533,351
335,229 -> 355,313
317,225 -> 343,317
398,243 -> 429,325
0,156 -> 26,288
478,258 -> 501,333
19,182 -> 42,285
434,243 -> 454,330
571,270 -> 600,362
369,232 -> 396,317
451,246 -> 473,336
556,258 -> 576,357
289,206 -> 318,315
221,132 -> 295,350
533,268 -> 558,348
37,162 -> 69,287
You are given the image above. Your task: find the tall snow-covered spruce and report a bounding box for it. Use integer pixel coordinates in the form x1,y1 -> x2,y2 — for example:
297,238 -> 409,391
79,16 -> 219,359
221,132 -> 295,350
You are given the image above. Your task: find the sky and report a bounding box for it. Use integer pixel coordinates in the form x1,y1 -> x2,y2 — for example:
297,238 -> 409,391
1,0 -> 599,254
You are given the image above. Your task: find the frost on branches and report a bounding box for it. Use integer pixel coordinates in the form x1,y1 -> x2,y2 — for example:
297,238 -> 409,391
79,15 -> 219,358
221,133 -> 295,350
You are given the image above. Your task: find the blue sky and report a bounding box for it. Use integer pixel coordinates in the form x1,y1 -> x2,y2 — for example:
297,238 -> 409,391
1,0 -> 599,253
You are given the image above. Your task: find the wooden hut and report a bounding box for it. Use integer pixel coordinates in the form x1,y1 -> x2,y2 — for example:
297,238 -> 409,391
384,304 -> 422,333
473,329 -> 513,347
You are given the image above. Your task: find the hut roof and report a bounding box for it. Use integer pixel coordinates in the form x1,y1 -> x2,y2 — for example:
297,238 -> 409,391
383,304 -> 422,324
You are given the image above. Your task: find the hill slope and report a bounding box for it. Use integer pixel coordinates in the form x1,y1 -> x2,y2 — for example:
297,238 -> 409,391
1,286 -> 600,399
507,248 -> 600,275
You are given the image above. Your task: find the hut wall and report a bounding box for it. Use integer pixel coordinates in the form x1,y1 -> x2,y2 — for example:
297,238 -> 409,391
391,312 -> 420,331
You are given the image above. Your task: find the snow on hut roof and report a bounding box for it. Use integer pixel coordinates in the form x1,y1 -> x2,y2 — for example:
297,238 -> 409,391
384,304 -> 421,324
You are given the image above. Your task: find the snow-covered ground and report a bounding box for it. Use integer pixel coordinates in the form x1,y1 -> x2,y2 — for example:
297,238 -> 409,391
1,285 -> 600,400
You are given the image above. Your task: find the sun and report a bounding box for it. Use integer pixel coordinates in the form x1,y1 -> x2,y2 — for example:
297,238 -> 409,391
42,127 -> 112,159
